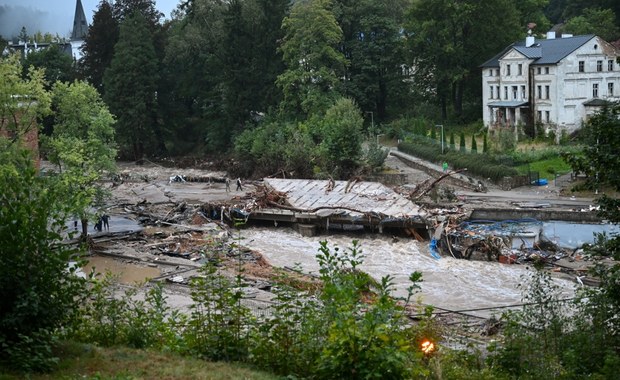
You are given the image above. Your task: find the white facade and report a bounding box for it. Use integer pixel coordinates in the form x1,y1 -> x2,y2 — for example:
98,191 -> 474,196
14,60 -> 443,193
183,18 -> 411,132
481,34 -> 620,135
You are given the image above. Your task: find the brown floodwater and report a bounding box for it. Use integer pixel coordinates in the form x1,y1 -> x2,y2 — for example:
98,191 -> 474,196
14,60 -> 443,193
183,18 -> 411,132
82,256 -> 161,285
240,227 -> 577,318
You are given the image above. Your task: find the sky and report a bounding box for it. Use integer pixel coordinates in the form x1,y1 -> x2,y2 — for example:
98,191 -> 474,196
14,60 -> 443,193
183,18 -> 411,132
0,0 -> 181,39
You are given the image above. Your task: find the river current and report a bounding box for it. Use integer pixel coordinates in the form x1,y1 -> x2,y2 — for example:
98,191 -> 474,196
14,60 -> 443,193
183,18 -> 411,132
240,227 -> 577,318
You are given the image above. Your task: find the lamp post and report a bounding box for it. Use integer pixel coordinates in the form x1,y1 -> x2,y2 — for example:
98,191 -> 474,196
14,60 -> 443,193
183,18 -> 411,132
436,124 -> 444,154
366,111 -> 374,130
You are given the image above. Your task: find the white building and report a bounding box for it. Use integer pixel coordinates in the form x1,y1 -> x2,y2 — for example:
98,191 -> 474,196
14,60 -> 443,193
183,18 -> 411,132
481,32 -> 620,136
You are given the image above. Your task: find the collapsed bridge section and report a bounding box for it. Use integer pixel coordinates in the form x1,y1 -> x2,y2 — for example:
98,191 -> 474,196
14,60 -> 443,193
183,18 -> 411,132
243,178 -> 429,237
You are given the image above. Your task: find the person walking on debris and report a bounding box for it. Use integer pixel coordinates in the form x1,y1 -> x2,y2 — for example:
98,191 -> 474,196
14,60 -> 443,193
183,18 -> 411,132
101,214 -> 110,231
225,177 -> 231,192
236,178 -> 243,191
442,162 -> 448,173
94,216 -> 102,232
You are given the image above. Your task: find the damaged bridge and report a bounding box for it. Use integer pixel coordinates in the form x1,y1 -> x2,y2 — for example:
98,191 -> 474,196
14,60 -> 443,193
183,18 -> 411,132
241,178 -> 429,237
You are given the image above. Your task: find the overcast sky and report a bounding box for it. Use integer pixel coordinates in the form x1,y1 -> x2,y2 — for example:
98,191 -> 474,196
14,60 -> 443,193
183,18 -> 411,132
0,0 -> 181,39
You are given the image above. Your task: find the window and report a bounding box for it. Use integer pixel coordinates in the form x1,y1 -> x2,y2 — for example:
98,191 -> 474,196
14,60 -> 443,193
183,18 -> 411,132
518,64 -> 523,76
504,86 -> 508,99
507,64 -> 511,76
597,60 -> 603,72
496,85 -> 500,99
545,111 -> 550,123
537,67 -> 541,74
521,85 -> 526,99
545,67 -> 549,74
489,86 -> 494,98
609,60 -> 614,71
537,111 -> 542,121
512,86 -> 518,100
609,82 -> 614,97
545,85 -> 550,99
593,83 -> 599,98
537,85 -> 542,99
489,69 -> 493,76
579,61 -> 585,72
496,69 -> 500,76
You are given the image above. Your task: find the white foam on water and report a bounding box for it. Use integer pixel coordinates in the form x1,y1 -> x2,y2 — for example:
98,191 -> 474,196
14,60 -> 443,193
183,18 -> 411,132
240,227 -> 576,318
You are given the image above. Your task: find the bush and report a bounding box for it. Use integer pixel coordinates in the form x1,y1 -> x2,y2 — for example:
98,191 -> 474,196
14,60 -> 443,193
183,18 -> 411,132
0,146 -> 86,372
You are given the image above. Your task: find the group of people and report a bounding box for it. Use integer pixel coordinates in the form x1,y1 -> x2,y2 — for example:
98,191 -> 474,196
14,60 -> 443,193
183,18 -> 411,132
94,214 -> 110,232
225,177 -> 243,192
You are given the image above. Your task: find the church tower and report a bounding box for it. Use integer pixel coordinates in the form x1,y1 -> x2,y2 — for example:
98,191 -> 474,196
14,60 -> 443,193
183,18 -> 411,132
71,0 -> 88,40
70,0 -> 88,60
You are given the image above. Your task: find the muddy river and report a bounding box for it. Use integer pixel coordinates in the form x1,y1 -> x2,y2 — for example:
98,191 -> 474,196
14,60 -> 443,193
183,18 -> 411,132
240,227 -> 577,318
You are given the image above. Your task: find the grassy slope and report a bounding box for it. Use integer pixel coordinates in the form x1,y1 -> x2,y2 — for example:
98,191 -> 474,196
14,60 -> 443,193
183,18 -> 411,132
0,342 -> 278,380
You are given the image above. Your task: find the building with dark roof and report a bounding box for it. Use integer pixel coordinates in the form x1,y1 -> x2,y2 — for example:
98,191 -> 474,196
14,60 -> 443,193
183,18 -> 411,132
481,31 -> 619,136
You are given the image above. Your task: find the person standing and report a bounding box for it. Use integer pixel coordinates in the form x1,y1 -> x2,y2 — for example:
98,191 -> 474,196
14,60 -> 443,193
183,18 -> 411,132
225,177 -> 231,192
236,178 -> 243,191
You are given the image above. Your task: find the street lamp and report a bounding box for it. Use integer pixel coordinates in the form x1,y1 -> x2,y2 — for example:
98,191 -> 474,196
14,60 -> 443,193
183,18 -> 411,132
436,124 -> 444,154
366,111 -> 374,130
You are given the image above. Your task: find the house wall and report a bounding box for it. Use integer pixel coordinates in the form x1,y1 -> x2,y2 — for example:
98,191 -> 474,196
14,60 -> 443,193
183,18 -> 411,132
483,35 -> 620,136
556,37 -> 620,133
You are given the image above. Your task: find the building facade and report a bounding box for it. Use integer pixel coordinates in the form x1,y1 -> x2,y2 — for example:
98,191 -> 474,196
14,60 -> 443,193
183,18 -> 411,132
481,33 -> 620,136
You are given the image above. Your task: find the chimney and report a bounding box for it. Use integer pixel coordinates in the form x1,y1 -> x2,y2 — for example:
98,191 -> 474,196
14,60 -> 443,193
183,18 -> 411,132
526,24 -> 536,47
546,31 -> 556,39
526,35 -> 535,47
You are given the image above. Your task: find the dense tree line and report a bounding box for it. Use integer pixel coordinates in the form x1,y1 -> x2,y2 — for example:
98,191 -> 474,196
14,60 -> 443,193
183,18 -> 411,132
6,0 -> 620,173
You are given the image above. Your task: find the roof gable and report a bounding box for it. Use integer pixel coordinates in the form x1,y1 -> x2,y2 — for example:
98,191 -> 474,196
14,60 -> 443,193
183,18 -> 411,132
480,34 -> 595,68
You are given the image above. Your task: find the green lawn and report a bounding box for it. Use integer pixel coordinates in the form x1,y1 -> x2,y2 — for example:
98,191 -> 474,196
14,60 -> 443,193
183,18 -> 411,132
0,342 -> 278,380
516,156 -> 572,181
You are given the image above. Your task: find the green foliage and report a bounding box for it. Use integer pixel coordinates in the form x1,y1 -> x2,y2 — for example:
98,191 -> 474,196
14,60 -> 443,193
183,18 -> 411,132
405,0 -> 522,120
0,146 -> 86,372
104,11 -> 159,159
0,54 -> 51,141
471,134 -> 478,153
43,80 -> 117,236
482,132 -> 489,153
491,269 -> 569,378
362,139 -> 389,173
564,7 -> 620,41
562,103 -> 620,190
277,0 -> 347,118
459,132 -> 466,152
79,0 -> 119,94
185,254 -> 252,361
449,132 -> 456,150
319,97 -> 364,178
314,241 -> 427,379
399,140 -> 519,182
70,274 -> 184,352
430,127 -> 436,140
491,128 -> 517,152
21,44 -> 76,87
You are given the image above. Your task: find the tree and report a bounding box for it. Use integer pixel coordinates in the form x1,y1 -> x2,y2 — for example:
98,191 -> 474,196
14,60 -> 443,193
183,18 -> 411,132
319,97 -> 364,178
0,54 -> 51,145
459,131 -> 466,152
334,0 -> 410,121
405,0 -> 522,120
277,0 -> 347,118
22,44 -> 77,87
0,139 -> 86,372
104,11 -> 158,159
44,80 -> 117,236
449,132 -> 455,150
564,8 -> 620,41
471,134 -> 478,153
79,0 -> 119,93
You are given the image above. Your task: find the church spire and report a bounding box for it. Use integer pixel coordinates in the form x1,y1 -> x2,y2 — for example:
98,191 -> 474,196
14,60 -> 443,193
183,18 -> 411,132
71,0 -> 88,40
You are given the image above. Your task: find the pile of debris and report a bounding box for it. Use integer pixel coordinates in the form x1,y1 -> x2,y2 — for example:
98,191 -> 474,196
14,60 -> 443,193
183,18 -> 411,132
432,218 -> 568,264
